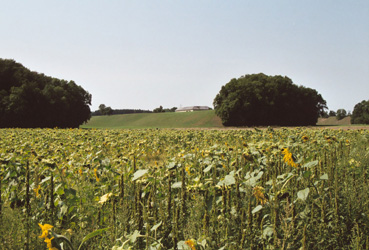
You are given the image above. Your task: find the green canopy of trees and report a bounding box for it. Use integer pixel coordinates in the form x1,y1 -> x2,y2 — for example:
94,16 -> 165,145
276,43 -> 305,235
213,73 -> 327,126
99,104 -> 113,116
351,100 -> 369,124
336,109 -> 347,120
0,59 -> 92,128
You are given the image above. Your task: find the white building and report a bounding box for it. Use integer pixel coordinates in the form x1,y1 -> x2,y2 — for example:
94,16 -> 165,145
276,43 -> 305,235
175,106 -> 211,112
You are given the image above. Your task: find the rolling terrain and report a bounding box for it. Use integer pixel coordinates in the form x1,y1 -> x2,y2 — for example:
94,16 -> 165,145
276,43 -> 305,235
81,110 -> 223,129
81,112 -> 368,129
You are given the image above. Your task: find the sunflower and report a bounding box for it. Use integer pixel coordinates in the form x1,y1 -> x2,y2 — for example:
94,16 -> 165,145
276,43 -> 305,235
253,186 -> 268,205
282,148 -> 297,168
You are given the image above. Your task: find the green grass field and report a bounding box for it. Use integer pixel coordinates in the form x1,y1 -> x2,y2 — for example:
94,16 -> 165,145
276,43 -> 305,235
81,110 -> 224,129
82,112 -> 369,129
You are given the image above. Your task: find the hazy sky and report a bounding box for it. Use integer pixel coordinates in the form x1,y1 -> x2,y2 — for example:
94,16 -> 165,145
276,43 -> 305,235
2,1 -> 368,112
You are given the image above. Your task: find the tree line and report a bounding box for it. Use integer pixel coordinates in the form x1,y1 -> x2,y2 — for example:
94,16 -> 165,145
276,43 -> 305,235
1,58 -> 368,128
92,104 -> 152,116
0,59 -> 91,128
94,104 -> 177,115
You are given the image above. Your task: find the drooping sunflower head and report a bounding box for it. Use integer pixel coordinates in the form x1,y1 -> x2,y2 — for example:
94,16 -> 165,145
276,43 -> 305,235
253,186 -> 268,205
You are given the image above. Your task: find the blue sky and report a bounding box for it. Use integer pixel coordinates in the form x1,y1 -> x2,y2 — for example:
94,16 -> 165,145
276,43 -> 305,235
2,0 -> 368,112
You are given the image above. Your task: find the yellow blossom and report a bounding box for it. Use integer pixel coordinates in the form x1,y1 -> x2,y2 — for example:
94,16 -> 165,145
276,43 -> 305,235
282,148 -> 297,168
185,165 -> 191,175
38,223 -> 53,239
34,184 -> 41,198
185,239 -> 197,250
94,168 -> 100,182
98,192 -> 113,205
44,237 -> 54,248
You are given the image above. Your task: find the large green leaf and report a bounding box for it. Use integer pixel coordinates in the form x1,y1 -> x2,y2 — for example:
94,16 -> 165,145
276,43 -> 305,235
77,227 -> 109,250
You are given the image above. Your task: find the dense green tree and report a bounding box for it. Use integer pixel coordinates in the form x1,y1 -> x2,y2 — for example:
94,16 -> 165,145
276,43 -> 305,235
99,104 -> 107,114
351,100 -> 369,124
153,105 -> 164,113
0,58 -> 91,128
336,109 -> 347,120
329,110 -> 336,116
99,104 -> 113,115
320,110 -> 329,118
163,107 -> 177,112
213,73 -> 327,126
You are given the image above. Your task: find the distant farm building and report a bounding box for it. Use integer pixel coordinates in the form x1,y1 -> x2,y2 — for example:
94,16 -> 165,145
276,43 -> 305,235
175,106 -> 211,112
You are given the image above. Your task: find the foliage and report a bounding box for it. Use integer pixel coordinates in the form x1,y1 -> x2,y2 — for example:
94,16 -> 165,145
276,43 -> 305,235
99,104 -> 113,116
0,58 -> 91,128
351,100 -> 369,124
336,109 -> 347,120
153,106 -> 165,113
92,109 -> 152,116
320,110 -> 329,118
329,110 -> 336,116
213,73 -> 327,126
164,107 -> 178,112
1,128 -> 369,249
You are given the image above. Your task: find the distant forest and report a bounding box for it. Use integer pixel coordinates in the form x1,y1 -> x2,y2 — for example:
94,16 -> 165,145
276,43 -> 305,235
92,109 -> 152,116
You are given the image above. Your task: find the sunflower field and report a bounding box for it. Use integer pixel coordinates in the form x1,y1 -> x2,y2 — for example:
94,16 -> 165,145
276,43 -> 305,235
0,128 -> 369,249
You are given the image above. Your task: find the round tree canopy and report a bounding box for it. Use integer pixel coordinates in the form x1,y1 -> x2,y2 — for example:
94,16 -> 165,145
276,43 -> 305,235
213,73 -> 327,126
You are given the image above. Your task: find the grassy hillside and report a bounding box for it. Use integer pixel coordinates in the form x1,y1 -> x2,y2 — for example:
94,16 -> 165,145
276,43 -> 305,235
81,110 -> 224,129
316,116 -> 351,126
82,113 -> 368,129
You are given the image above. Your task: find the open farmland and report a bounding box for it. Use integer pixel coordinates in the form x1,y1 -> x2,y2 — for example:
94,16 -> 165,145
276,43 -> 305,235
1,128 -> 369,249
81,110 -> 224,129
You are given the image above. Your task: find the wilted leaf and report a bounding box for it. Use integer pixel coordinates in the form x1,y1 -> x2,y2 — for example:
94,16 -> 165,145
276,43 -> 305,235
245,171 -> 264,186
177,241 -> 187,250
132,169 -> 148,181
252,205 -> 263,214
150,221 -> 162,231
302,160 -> 318,169
217,172 -> 235,186
129,230 -> 141,243
101,158 -> 110,167
172,182 -> 182,189
297,187 -> 310,201
263,226 -> 273,239
98,192 -> 113,204
203,164 -> 213,173
320,173 -> 328,180
60,204 -> 68,216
